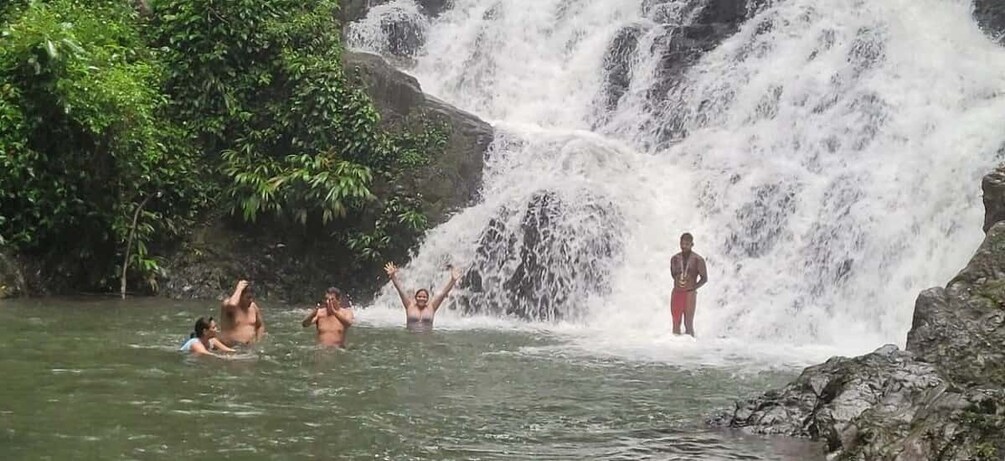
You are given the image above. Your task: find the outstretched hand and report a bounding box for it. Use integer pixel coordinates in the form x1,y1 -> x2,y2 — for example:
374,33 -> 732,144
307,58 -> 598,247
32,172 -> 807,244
449,266 -> 462,281
384,262 -> 398,278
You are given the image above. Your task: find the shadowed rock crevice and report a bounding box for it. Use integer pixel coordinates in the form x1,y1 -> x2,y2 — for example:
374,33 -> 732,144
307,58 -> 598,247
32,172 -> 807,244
458,190 -> 624,321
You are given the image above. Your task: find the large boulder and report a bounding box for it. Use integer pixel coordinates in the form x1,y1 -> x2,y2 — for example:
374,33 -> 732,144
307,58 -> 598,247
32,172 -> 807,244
975,0 -> 1005,44
457,190 -> 624,321
343,51 -> 493,226
714,165 -> 1005,460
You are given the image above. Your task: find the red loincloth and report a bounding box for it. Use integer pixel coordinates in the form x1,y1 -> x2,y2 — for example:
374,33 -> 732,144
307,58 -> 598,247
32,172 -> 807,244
671,289 -> 688,332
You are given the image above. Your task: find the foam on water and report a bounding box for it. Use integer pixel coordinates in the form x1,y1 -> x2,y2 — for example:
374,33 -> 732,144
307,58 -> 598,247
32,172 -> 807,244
349,0 -> 1005,366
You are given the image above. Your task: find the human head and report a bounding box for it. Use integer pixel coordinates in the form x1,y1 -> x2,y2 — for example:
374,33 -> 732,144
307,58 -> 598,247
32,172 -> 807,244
415,288 -> 430,308
192,316 -> 215,339
240,283 -> 255,307
680,232 -> 694,253
325,287 -> 342,307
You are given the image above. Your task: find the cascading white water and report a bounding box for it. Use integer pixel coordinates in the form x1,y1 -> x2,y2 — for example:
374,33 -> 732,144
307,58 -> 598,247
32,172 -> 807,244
349,0 -> 1005,364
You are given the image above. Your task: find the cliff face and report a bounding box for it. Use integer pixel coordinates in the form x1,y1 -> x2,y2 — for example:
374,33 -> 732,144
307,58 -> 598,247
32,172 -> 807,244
975,0 -> 1005,45
713,165 -> 1005,461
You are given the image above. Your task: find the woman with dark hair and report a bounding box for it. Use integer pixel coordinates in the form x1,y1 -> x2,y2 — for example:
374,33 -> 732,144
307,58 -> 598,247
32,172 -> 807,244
180,317 -> 235,356
384,262 -> 461,329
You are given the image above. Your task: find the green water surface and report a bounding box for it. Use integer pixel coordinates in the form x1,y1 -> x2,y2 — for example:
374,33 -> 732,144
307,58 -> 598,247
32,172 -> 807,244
0,298 -> 822,460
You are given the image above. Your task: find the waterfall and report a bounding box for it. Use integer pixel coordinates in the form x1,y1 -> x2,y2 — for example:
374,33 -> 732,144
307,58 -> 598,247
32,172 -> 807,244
349,0 -> 1005,361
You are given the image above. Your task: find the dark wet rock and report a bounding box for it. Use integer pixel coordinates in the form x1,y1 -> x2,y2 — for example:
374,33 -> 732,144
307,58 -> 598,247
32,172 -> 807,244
458,191 -> 624,321
724,183 -> 796,258
597,0 -> 765,137
600,24 -> 645,113
0,251 -> 29,298
714,166 -> 1005,460
974,0 -> 1005,45
340,0 -> 454,61
381,13 -> 426,58
343,51 -> 494,224
983,164 -> 1005,232
339,0 -> 452,24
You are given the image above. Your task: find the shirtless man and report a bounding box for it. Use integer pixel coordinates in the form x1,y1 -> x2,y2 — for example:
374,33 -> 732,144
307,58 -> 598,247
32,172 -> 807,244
301,287 -> 354,348
384,262 -> 461,330
670,233 -> 708,337
219,280 -> 265,346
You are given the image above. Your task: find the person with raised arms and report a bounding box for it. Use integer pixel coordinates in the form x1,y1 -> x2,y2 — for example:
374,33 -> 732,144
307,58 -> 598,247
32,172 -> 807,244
180,317 -> 236,357
301,287 -> 355,348
384,262 -> 461,330
219,280 -> 265,346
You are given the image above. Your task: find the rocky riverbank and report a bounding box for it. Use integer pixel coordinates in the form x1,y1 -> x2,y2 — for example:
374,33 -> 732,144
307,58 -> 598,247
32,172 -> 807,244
712,165 -> 1005,460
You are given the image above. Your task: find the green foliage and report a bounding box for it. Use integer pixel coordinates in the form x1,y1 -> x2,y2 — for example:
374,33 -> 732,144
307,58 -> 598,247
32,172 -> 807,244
152,0 -> 444,264
0,0 -> 448,293
222,150 -> 374,225
0,0 -> 206,289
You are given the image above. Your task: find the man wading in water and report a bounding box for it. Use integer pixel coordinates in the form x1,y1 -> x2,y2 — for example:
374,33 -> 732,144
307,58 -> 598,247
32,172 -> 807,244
384,262 -> 461,330
301,287 -> 354,348
670,233 -> 707,337
220,280 -> 265,346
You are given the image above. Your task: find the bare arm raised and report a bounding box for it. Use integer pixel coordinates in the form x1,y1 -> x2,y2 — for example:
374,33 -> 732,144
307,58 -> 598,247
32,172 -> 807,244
430,266 -> 462,312
224,280 -> 249,308
219,280 -> 248,329
384,262 -> 411,309
302,305 -> 321,328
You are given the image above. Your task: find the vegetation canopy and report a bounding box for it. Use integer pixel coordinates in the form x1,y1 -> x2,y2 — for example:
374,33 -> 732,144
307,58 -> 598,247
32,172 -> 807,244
0,0 -> 446,294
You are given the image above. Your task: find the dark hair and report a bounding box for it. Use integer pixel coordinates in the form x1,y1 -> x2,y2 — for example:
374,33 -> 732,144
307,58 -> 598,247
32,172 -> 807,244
191,316 -> 213,339
415,288 -> 430,298
680,232 -> 694,242
326,287 -> 342,298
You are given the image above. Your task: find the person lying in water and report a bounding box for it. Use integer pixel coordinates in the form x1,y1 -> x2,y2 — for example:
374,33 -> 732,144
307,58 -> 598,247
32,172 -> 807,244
301,287 -> 354,348
219,280 -> 265,346
180,317 -> 236,357
384,262 -> 461,329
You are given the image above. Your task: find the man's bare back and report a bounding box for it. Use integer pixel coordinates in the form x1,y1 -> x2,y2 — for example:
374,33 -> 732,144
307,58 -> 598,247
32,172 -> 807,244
220,280 -> 265,346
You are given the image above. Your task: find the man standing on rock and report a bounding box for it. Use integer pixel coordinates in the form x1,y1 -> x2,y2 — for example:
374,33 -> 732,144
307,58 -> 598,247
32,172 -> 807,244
670,233 -> 707,337
301,287 -> 354,348
220,280 -> 265,346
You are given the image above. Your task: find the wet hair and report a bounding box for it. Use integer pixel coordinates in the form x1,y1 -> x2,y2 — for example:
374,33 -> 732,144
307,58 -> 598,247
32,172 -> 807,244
680,232 -> 694,242
190,316 -> 214,339
242,283 -> 255,296
326,287 -> 342,298
415,288 -> 430,299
